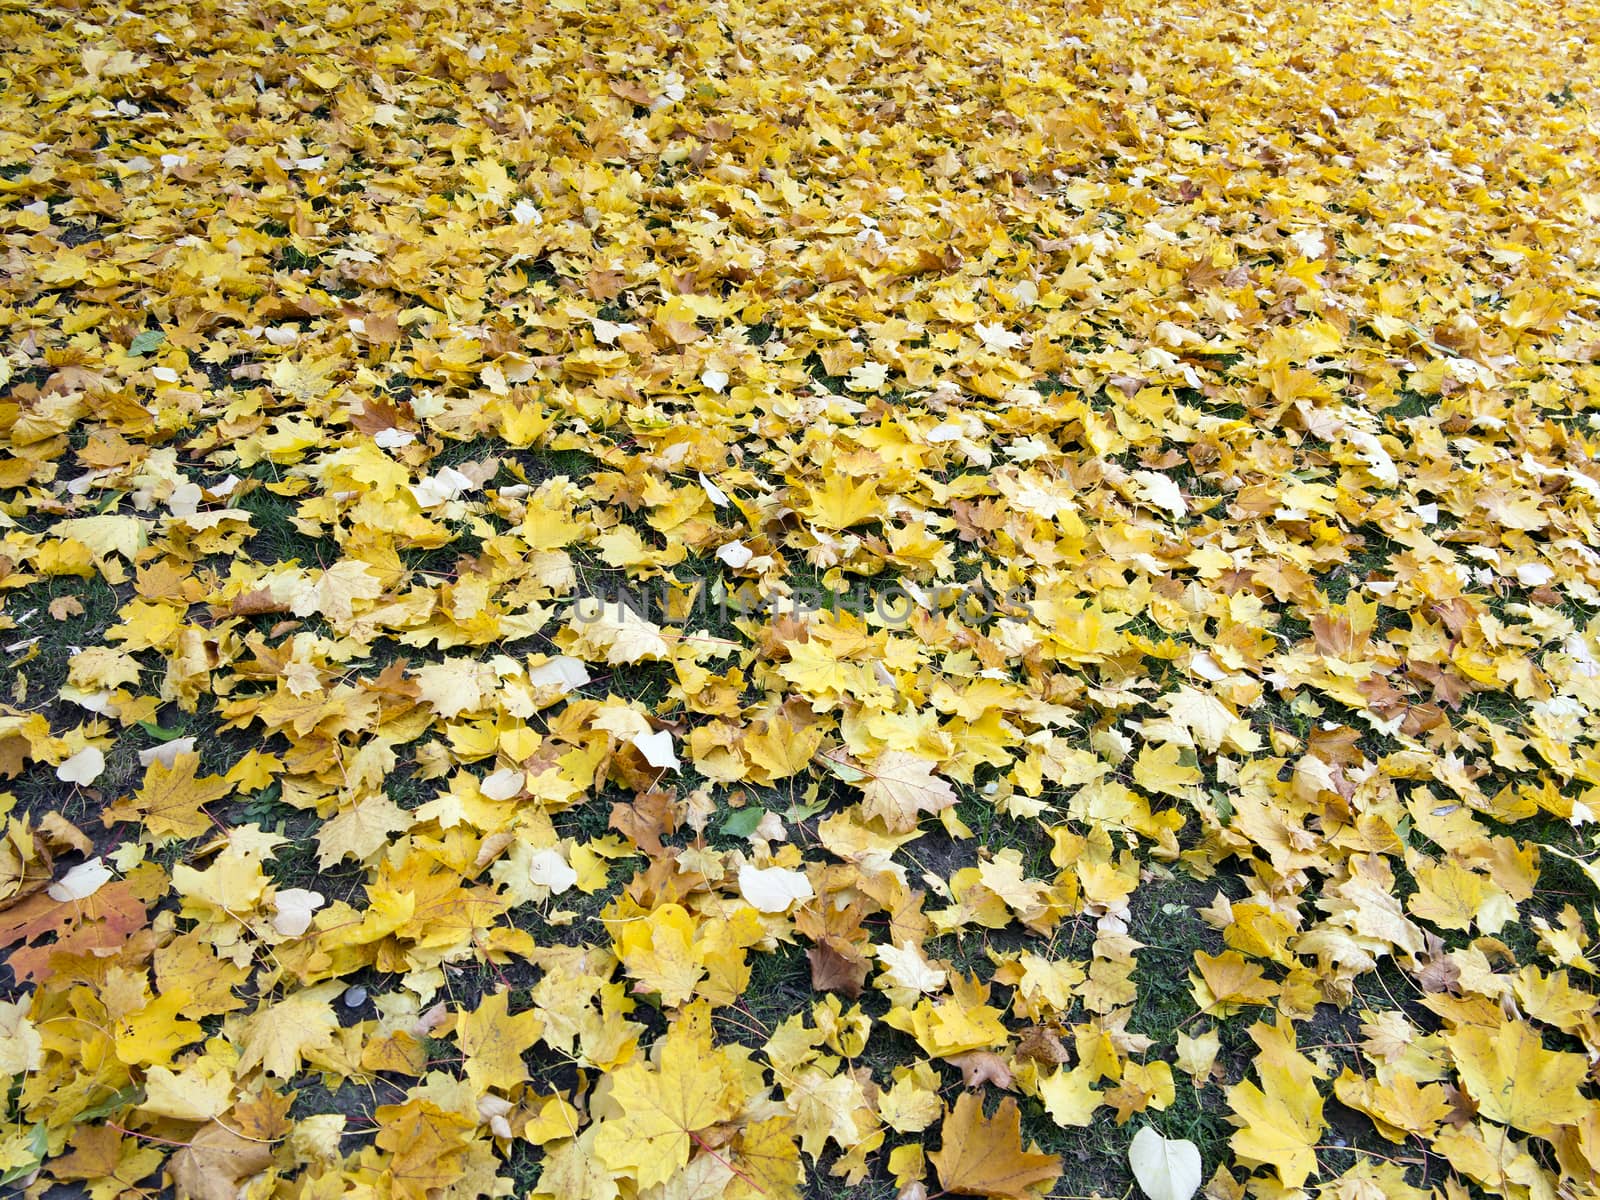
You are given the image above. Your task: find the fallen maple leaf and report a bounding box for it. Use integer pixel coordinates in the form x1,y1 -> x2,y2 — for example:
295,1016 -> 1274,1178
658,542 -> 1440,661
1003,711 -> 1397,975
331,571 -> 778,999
233,982 -> 341,1077
858,751 -> 958,832
1446,1018 -> 1590,1136
1226,1077 -> 1322,1190
167,1124 -> 273,1200
593,1006 -> 743,1189
105,752 -> 229,840
458,989 -> 544,1093
930,1092 -> 1061,1199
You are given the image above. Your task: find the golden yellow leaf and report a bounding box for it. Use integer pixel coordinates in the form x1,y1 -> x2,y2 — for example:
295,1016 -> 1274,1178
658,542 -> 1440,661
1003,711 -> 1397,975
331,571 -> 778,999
106,752 -> 230,840
1038,1064 -> 1102,1127
1446,1019 -> 1590,1136
930,1092 -> 1062,1199
458,989 -> 544,1094
374,1099 -> 476,1200
1225,1077 -> 1322,1190
592,1006 -> 742,1189
233,983 -> 341,1078
802,475 -> 882,530
858,751 -> 958,833
614,902 -> 705,1007
1190,950 -> 1281,1016
112,987 -> 202,1067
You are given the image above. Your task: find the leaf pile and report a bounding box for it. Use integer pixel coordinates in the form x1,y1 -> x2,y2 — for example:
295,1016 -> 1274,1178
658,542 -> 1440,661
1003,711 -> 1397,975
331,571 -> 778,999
2,0 -> 1600,1196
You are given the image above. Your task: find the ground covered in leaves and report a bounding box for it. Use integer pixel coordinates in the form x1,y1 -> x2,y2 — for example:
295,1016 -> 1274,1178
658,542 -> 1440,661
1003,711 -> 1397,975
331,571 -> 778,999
2,0 -> 1600,1196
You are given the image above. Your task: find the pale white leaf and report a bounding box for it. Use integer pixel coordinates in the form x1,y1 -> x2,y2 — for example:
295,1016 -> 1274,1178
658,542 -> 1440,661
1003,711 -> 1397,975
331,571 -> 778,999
409,465 -> 475,509
271,888 -> 326,937
1516,562 -> 1554,587
527,655 -> 591,693
48,857 -> 113,902
974,321 -> 1023,352
1132,470 -> 1188,519
56,746 -> 105,786
480,767 -> 525,801
139,736 -> 196,768
167,481 -> 203,518
875,938 -> 947,997
845,361 -> 888,392
699,471 -> 729,507
631,728 -> 680,771
737,864 -> 814,913
1129,1127 -> 1202,1200
528,847 -> 577,895
590,317 -> 640,345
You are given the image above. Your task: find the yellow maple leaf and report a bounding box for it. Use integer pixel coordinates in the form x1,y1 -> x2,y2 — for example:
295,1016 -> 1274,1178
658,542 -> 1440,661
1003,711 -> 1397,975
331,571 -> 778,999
522,1095 -> 582,1145
316,794 -> 414,867
457,989 -> 544,1093
1190,950 -> 1281,1016
112,987 -> 203,1067
1332,1068 -> 1452,1142
106,752 -> 230,840
138,1055 -> 234,1122
374,1099 -> 476,1200
858,751 -> 958,832
802,474 -> 882,529
1446,1018 -> 1590,1136
592,1003 -> 742,1189
1038,1064 -> 1101,1127
1409,860 -> 1515,935
233,982 -> 341,1078
613,902 -> 705,1007
1226,1077 -> 1322,1189
281,559 -> 385,625
561,601 -> 671,664
1175,1028 -> 1221,1084
1132,740 -> 1201,798
1226,1021 -> 1326,1189
743,718 -> 822,781
727,1116 -> 802,1200
878,1063 -> 945,1133
930,1092 -> 1061,1199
